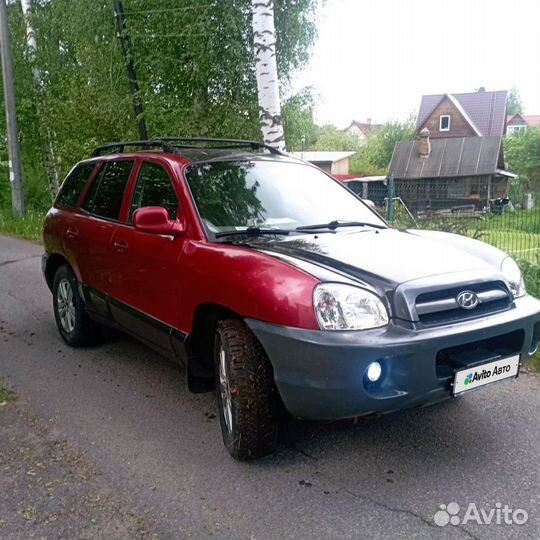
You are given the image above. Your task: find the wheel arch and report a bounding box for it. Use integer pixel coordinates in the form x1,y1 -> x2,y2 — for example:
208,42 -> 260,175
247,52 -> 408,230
184,302 -> 263,393
44,253 -> 72,292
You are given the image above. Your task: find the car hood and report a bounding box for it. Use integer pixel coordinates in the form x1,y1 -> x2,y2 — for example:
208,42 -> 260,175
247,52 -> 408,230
247,228 -> 504,288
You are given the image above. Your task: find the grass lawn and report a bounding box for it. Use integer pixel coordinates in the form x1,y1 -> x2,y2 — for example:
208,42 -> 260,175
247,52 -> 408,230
0,385 -> 15,406
532,352 -> 540,371
0,210 -> 44,241
483,230 -> 540,263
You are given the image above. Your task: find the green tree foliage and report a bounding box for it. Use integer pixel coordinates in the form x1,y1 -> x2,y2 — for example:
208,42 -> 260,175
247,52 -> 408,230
282,87 -> 318,151
353,119 -> 416,174
507,86 -> 524,115
308,119 -> 416,175
0,0 -> 318,210
504,127 -> 540,196
313,124 -> 362,152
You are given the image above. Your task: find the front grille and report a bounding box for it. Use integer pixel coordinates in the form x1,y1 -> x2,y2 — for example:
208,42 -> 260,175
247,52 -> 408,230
415,281 -> 511,326
435,330 -> 523,378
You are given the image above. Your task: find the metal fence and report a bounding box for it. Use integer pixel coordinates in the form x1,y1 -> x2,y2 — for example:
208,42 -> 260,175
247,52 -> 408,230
346,177 -> 540,263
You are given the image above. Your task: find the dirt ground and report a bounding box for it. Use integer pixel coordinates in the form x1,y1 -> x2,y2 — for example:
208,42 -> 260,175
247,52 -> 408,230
0,386 -> 157,540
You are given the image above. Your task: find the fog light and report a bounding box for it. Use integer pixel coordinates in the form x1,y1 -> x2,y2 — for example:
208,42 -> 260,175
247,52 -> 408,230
366,361 -> 382,382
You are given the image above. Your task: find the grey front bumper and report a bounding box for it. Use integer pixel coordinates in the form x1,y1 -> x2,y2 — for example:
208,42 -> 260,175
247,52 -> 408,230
246,295 -> 540,420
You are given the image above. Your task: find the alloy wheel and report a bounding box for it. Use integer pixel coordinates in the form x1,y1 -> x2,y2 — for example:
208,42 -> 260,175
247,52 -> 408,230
56,278 -> 75,333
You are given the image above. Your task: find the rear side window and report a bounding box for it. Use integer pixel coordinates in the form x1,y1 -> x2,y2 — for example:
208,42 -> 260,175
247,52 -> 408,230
130,162 -> 178,221
56,164 -> 96,208
83,160 -> 133,220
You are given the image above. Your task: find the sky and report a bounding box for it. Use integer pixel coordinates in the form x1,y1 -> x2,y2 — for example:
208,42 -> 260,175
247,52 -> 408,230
292,0 -> 540,127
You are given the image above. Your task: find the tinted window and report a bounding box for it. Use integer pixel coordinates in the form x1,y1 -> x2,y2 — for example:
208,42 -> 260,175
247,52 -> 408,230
186,161 -> 386,233
130,162 -> 178,221
83,160 -> 133,220
56,164 -> 96,208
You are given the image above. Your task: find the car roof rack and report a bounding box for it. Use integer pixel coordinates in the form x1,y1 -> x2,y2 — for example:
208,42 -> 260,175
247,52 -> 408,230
91,137 -> 286,157
158,137 -> 286,156
91,140 -> 177,157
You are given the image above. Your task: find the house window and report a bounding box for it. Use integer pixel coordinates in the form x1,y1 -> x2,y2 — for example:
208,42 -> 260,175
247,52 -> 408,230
507,125 -> 526,136
439,115 -> 451,131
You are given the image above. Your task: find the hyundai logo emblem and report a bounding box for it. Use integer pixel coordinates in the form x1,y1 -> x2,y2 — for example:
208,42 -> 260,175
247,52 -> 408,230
456,291 -> 479,310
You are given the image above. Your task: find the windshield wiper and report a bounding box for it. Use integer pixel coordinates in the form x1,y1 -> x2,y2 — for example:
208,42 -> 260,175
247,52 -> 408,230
296,220 -> 386,231
215,226 -> 291,238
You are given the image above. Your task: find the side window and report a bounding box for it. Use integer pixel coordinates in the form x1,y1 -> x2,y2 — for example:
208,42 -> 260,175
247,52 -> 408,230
130,162 -> 178,221
83,160 -> 133,220
56,163 -> 96,208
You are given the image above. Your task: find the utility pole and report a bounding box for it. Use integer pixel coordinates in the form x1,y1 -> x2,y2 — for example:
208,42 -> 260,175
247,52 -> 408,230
113,0 -> 148,140
21,0 -> 59,197
0,0 -> 24,216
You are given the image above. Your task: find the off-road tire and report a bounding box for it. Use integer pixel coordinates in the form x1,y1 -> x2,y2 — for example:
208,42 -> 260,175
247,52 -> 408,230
52,265 -> 101,347
214,319 -> 279,460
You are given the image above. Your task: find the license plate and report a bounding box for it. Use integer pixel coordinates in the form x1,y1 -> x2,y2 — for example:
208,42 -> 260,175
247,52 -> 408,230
452,354 -> 520,396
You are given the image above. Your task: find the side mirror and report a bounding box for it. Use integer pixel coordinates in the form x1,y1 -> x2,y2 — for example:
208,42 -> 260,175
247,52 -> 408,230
133,207 -> 184,236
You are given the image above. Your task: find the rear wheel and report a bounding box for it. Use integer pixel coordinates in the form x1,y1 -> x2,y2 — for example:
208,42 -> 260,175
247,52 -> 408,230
52,265 -> 101,347
214,319 -> 279,461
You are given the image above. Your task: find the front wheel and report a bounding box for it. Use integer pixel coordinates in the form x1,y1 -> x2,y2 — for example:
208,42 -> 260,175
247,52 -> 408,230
214,319 -> 279,461
52,265 -> 101,347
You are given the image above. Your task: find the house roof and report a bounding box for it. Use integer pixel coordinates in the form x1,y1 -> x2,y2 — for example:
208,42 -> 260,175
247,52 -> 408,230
507,114 -> 540,127
417,90 -> 508,137
522,115 -> 540,126
291,151 -> 356,163
345,120 -> 381,136
389,136 -> 504,179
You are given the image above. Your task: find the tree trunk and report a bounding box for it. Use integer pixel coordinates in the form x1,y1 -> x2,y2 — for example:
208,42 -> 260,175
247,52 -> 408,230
251,0 -> 285,152
20,0 -> 59,197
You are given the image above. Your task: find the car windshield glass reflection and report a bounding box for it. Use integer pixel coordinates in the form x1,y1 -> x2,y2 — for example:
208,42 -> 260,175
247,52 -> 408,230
185,160 -> 386,234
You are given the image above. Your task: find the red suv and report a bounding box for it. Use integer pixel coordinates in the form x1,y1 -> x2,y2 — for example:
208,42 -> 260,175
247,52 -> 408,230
43,138 -> 540,460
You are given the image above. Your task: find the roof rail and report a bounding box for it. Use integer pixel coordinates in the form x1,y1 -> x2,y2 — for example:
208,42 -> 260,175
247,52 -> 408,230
91,140 -> 177,157
158,137 -> 286,156
91,137 -> 286,158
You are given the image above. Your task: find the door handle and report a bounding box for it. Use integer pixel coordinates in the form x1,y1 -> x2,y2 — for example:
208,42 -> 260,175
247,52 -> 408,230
113,240 -> 128,254
65,227 -> 79,240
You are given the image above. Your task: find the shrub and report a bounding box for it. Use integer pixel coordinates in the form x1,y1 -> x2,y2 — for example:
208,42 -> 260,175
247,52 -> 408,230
518,259 -> 540,299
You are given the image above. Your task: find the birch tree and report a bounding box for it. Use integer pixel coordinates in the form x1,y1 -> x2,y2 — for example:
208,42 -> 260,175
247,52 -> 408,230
20,0 -> 59,196
251,0 -> 286,152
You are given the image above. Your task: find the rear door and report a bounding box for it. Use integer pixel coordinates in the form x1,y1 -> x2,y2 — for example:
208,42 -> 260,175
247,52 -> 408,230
108,159 -> 184,352
47,162 -> 98,272
69,159 -> 135,313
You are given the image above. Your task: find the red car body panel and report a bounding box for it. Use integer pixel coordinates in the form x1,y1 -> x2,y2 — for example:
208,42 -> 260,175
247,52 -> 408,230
173,241 -> 320,332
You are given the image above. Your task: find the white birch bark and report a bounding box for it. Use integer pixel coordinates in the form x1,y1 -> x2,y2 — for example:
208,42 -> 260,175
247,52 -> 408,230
251,0 -> 286,152
21,0 -> 59,196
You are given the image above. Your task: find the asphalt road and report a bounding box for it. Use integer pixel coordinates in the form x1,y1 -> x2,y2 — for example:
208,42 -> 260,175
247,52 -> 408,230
1,233 -> 539,540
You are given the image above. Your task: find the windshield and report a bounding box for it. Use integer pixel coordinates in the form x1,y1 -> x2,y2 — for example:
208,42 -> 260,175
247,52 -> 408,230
185,160 -> 386,234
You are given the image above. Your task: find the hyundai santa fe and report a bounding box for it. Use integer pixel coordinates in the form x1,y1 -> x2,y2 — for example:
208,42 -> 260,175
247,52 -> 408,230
42,138 -> 540,460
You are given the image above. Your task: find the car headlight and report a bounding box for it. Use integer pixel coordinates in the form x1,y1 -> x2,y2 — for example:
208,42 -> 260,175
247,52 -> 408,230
314,283 -> 389,330
501,257 -> 526,298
